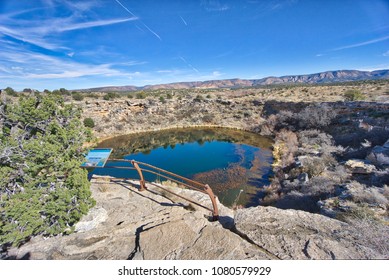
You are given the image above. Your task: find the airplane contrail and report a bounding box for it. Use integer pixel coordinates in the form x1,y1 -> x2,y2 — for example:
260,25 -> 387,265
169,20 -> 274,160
179,56 -> 199,73
114,0 -> 162,41
179,15 -> 187,26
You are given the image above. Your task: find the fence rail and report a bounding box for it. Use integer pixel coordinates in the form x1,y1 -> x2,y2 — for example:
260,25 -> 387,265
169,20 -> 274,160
91,159 -> 219,221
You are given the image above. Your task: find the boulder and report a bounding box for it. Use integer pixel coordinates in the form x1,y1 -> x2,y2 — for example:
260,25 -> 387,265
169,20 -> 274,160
344,159 -> 377,174
367,140 -> 389,166
297,172 -> 309,183
234,206 -> 372,259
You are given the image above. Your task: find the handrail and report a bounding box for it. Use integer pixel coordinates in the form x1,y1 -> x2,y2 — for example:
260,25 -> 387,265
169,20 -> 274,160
94,159 -> 219,220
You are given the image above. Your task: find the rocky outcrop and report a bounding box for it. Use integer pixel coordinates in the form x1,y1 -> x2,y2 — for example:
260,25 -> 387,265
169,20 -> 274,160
81,98 -> 266,138
367,139 -> 389,166
8,177 -> 383,260
7,177 -> 270,260
345,159 -> 377,174
234,206 -> 373,259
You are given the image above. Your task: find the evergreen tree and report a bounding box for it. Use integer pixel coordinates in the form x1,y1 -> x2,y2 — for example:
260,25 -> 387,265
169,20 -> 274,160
0,93 -> 95,248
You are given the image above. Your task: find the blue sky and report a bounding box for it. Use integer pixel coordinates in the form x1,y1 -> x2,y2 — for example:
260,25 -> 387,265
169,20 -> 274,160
1,0 -> 389,91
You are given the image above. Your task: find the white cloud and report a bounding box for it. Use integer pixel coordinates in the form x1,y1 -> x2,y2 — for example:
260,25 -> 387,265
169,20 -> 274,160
57,17 -> 137,32
0,47 -> 136,81
0,4 -> 136,52
383,50 -> 389,57
332,35 -> 389,51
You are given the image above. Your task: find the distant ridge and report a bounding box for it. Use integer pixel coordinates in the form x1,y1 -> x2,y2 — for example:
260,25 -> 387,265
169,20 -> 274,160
79,69 -> 389,92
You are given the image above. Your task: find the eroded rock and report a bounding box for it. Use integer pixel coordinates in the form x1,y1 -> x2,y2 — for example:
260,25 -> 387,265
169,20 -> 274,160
367,139 -> 389,166
234,206 -> 372,259
345,159 -> 377,174
7,176 -> 269,260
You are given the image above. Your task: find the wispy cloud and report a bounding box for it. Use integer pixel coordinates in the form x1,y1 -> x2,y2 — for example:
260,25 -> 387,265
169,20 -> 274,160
0,26 -> 65,51
383,50 -> 389,57
201,0 -> 230,12
0,6 -> 136,52
215,50 -> 233,58
114,0 -> 162,41
179,56 -> 199,73
0,46 -> 137,81
271,0 -> 298,10
332,35 -> 389,51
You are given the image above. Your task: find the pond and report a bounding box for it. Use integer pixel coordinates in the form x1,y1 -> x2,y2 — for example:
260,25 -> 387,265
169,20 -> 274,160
92,127 -> 273,208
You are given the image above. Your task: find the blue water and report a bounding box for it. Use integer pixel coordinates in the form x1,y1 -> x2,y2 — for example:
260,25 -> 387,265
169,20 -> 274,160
92,128 -> 273,207
93,141 -> 240,182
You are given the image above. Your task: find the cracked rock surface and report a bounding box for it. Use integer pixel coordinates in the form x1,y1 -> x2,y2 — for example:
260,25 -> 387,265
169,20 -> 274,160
8,176 -> 270,260
9,176 -> 376,260
234,206 -> 374,259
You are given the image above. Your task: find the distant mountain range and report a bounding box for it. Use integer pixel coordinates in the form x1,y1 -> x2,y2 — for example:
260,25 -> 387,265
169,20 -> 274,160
80,69 -> 389,92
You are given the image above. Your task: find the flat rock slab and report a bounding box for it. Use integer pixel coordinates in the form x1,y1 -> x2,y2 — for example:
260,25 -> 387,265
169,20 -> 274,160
234,206 -> 372,259
8,176 -> 270,260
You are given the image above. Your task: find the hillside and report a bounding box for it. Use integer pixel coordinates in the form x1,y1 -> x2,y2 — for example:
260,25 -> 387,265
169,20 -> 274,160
78,69 -> 389,92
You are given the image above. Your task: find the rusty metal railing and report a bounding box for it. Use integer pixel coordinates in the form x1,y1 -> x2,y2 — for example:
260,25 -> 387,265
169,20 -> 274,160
97,159 -> 219,221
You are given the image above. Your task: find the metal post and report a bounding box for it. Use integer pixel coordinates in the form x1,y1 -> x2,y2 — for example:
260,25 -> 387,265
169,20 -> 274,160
204,184 -> 219,221
131,160 -> 146,191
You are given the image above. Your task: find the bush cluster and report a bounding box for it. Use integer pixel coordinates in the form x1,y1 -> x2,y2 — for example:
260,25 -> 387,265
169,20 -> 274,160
0,94 -> 95,247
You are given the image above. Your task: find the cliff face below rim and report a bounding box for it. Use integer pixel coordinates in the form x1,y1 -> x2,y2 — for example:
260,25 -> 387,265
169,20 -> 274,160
81,96 -> 266,139
8,176 -> 379,260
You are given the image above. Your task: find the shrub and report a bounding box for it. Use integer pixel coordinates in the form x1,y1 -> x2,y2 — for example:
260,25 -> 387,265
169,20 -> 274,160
103,92 -> 119,100
300,155 -> 335,177
202,114 -> 214,123
0,93 -> 95,247
59,88 -> 69,95
273,129 -> 298,168
136,92 -> 146,99
83,117 -> 95,128
72,92 -> 84,101
344,89 -> 365,101
194,94 -> 204,102
4,87 -> 17,96
297,104 -> 336,129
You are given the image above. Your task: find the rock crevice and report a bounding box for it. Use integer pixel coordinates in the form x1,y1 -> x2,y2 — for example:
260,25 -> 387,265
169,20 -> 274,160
7,176 -> 381,259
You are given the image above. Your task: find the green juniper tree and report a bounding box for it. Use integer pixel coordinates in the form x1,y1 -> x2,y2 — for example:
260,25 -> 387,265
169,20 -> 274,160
0,93 -> 95,248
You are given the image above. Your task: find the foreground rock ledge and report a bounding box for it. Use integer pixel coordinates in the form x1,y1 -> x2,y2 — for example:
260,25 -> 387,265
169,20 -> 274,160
235,207 -> 373,259
9,176 -> 373,260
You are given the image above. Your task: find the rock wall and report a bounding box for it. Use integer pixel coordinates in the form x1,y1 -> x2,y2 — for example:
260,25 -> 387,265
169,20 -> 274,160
80,98 -> 389,139
81,97 -> 266,138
